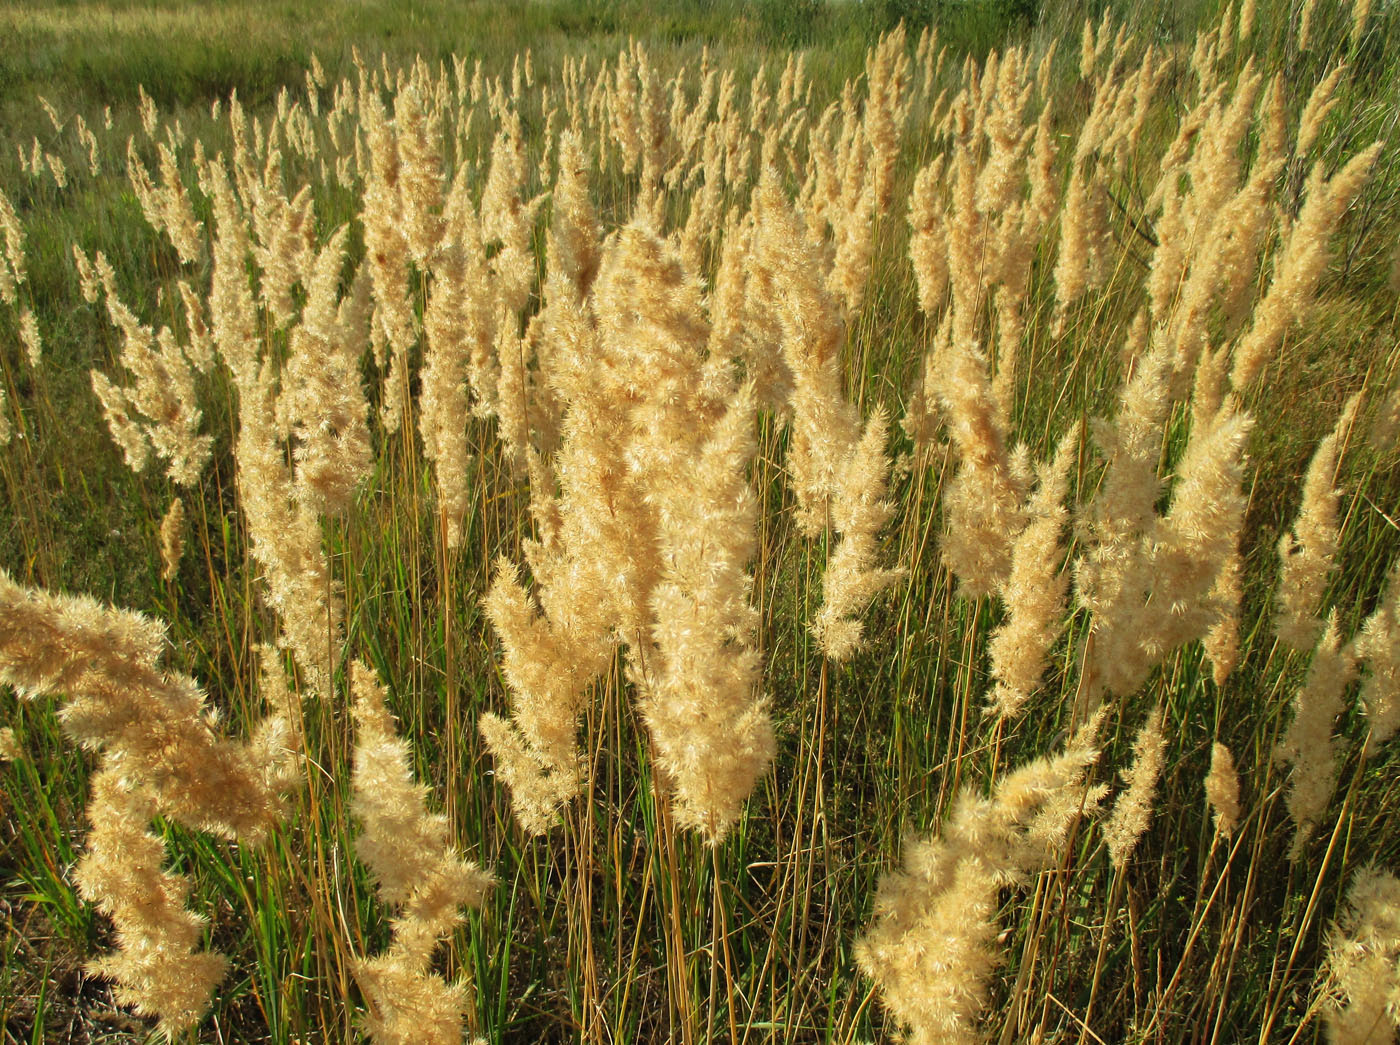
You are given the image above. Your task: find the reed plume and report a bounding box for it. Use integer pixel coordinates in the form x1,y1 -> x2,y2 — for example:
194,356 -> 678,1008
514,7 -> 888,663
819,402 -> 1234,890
350,661 -> 493,1045
0,569 -> 295,1034
1205,742 -> 1242,837
159,496 -> 185,583
1104,706 -> 1167,868
1278,612 -> 1357,857
812,409 -> 904,662
856,719 -> 1106,1045
987,435 -> 1075,721
1276,395 -> 1359,650
1322,867 -> 1400,1044
1355,559 -> 1400,755
1231,143 -> 1382,390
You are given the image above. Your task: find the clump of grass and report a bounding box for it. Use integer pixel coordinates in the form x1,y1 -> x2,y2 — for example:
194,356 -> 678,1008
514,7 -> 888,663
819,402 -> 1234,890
1,1 -> 1399,1041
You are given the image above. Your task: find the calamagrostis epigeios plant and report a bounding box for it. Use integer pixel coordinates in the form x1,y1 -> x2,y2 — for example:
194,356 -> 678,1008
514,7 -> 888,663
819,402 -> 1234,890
750,168 -> 855,536
234,363 -> 343,692
1205,741 -> 1242,838
748,171 -> 901,656
0,569 -> 296,1034
0,187 -> 25,307
1077,352 -> 1252,712
75,769 -> 233,1037
855,718 -> 1106,1045
159,496 -> 185,583
1231,143 -> 1382,391
987,434 -> 1075,720
93,278 -> 212,487
419,192 -> 478,550
350,662 -> 493,1045
1354,558 -> 1400,756
484,219 -> 772,841
812,408 -> 904,661
1276,395 -> 1360,651
281,227 -> 374,515
1278,612 -> 1358,857
1322,867 -> 1400,1044
1104,705 -> 1168,868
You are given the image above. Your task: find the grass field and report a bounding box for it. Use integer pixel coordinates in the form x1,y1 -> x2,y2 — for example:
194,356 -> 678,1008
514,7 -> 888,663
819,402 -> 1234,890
2,0 -> 1400,1042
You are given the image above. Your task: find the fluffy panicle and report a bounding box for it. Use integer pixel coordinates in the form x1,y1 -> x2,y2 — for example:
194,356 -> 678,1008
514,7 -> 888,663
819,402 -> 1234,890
479,559 -> 609,834
1104,707 -> 1168,868
0,188 -> 25,306
282,229 -> 373,514
234,365 -> 342,692
0,571 -> 297,1035
91,370 -> 154,473
74,769 -> 230,1039
1355,560 -> 1400,756
0,568 -> 289,836
1206,742 -> 1242,838
1078,359 -> 1252,713
1231,144 -> 1382,390
863,26 -> 911,215
938,375 -> 1029,598
855,722 -> 1106,1045
95,283 -> 212,487
420,192 -> 477,548
393,83 -> 446,263
350,661 -> 492,1045
908,157 -> 950,317
206,162 -> 260,385
751,169 -> 856,535
546,130 -> 601,302
249,177 -> 315,332
1276,396 -> 1359,651
988,435 -> 1075,720
1137,403 -> 1253,660
480,114 -> 545,317
159,497 -> 185,583
1323,868 -> 1400,1045
19,308 -> 41,367
360,88 -> 416,426
812,409 -> 903,662
639,384 -> 772,841
1278,613 -> 1357,858
1371,380 -> 1400,456
1298,65 -> 1347,161
1203,544 -> 1244,685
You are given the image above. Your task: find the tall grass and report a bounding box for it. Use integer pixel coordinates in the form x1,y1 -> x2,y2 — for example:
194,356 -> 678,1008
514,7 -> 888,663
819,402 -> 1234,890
3,0 -> 1400,1042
